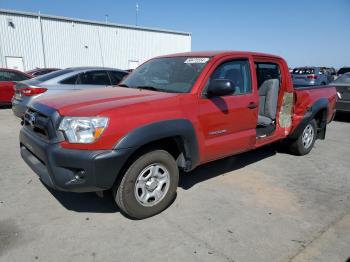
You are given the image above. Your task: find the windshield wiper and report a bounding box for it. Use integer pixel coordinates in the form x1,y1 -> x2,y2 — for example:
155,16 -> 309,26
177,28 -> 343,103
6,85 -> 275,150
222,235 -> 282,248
117,83 -> 129,87
136,85 -> 159,91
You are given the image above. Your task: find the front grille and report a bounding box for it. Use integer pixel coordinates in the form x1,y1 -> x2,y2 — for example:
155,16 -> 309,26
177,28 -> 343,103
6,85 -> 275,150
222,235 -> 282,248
22,103 -> 65,143
23,108 -> 51,140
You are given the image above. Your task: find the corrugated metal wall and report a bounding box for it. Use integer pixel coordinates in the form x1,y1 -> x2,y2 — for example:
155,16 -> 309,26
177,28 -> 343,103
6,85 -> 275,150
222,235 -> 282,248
0,13 -> 45,70
0,10 -> 191,71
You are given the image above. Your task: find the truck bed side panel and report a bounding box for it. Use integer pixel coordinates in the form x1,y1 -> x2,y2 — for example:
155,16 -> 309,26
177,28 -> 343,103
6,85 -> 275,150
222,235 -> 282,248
291,86 -> 337,134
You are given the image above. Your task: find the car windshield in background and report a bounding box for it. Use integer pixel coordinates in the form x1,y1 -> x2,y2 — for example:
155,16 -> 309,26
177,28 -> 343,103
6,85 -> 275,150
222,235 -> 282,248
332,73 -> 350,84
33,69 -> 74,81
292,68 -> 315,75
121,57 -> 210,93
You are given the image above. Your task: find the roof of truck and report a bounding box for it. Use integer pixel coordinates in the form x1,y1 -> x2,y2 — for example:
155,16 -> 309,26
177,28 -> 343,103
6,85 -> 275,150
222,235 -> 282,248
160,51 -> 283,60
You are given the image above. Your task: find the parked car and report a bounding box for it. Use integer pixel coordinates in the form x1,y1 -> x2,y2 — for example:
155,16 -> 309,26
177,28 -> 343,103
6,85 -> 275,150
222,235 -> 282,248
0,68 -> 31,106
330,72 -> 350,113
325,67 -> 337,81
292,67 -> 332,87
19,51 -> 336,219
337,67 -> 350,76
26,68 -> 60,77
12,67 -> 128,118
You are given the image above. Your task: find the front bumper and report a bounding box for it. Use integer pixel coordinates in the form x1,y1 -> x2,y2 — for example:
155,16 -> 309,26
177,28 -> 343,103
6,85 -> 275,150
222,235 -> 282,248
336,101 -> 350,112
20,127 -> 132,192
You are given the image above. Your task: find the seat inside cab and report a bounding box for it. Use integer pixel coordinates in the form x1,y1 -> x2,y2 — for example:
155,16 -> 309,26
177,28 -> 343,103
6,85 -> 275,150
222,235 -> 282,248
255,62 -> 281,138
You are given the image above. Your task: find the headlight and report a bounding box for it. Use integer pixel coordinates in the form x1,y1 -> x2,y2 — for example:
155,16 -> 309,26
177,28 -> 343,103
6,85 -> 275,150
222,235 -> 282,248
59,117 -> 109,143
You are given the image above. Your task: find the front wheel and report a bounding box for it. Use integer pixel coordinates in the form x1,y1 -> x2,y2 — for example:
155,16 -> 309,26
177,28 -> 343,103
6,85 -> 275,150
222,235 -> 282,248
288,119 -> 317,155
113,150 -> 179,219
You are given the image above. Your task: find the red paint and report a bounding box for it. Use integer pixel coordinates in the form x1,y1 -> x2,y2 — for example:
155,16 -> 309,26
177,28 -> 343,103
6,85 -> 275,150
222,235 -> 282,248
35,51 -> 336,164
0,68 -> 31,105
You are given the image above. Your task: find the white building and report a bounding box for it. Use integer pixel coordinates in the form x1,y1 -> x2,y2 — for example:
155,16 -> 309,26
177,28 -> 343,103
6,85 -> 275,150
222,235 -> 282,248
0,9 -> 191,71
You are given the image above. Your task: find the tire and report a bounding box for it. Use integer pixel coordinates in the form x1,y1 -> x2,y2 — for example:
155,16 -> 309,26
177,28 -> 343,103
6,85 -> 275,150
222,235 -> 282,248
113,150 -> 179,219
289,119 -> 317,156
321,82 -> 326,85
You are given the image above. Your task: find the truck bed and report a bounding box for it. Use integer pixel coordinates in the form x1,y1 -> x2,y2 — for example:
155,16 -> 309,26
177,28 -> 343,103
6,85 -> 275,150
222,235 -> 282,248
292,85 -> 337,132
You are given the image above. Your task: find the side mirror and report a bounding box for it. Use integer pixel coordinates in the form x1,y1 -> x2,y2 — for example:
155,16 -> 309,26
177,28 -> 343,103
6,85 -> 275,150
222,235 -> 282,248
207,79 -> 236,97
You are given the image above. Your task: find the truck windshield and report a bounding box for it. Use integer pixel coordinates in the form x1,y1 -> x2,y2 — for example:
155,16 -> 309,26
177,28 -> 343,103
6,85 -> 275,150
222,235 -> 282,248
121,57 -> 210,93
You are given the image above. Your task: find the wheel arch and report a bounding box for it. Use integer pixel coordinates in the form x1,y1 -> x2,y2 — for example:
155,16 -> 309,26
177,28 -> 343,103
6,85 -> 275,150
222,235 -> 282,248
289,98 -> 328,140
114,119 -> 200,172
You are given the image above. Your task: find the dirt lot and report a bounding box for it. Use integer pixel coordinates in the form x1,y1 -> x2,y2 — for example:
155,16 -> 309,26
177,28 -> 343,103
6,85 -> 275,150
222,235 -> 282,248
0,108 -> 349,262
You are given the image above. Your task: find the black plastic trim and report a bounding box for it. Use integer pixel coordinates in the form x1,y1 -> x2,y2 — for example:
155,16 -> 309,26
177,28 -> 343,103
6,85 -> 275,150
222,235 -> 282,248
20,127 -> 133,192
115,119 -> 200,171
289,98 -> 328,140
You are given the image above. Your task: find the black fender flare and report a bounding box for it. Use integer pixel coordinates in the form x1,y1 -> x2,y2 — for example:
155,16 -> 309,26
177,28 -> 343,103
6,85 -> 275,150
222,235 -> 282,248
289,98 -> 328,140
114,119 -> 199,171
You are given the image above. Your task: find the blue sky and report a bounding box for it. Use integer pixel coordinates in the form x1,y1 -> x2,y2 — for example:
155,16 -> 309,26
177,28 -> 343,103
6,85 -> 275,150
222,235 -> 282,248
1,0 -> 349,68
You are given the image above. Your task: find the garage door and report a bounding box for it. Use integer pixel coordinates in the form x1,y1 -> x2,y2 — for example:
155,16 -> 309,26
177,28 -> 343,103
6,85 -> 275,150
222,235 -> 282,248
6,56 -> 24,71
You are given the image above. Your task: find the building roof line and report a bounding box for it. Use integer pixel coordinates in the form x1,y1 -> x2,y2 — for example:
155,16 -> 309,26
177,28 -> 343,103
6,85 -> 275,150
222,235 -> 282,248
0,8 -> 191,36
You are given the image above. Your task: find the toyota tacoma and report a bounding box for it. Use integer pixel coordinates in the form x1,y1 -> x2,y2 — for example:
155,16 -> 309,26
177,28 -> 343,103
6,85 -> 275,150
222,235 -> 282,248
19,51 -> 337,219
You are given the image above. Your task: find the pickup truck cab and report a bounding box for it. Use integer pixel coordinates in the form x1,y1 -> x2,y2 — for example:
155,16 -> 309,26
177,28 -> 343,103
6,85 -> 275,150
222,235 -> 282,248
19,51 -> 337,219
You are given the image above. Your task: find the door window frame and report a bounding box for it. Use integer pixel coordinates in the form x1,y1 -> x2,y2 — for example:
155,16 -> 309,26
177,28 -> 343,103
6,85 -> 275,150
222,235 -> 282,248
199,55 -> 258,98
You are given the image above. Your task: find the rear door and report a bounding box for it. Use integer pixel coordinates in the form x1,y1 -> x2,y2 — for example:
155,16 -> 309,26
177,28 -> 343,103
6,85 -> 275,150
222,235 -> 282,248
0,70 -> 29,103
0,71 -> 12,103
198,56 -> 258,162
75,70 -> 111,90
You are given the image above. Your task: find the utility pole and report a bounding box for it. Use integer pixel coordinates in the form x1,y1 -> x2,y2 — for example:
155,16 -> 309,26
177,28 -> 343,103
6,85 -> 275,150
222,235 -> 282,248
38,10 -> 47,67
135,2 -> 139,26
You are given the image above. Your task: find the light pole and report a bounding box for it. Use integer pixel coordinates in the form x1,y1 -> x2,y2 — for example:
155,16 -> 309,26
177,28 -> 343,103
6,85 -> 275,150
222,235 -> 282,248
105,14 -> 109,24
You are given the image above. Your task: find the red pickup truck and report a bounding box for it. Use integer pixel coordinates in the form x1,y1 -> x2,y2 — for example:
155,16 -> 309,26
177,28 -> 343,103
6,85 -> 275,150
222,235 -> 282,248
19,51 -> 337,219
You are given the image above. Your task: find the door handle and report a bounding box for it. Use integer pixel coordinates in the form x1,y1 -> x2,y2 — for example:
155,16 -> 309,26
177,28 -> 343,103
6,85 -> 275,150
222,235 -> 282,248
247,102 -> 258,109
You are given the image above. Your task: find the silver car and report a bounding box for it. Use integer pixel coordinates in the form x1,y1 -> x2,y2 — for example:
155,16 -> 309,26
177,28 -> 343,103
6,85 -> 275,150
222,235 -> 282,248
292,67 -> 332,87
12,67 -> 128,118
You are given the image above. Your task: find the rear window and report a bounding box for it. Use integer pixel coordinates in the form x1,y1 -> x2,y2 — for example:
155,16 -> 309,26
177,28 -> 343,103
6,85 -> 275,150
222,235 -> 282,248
292,68 -> 315,75
332,73 -> 350,84
33,69 -> 74,81
337,67 -> 350,75
109,71 -> 128,85
0,71 -> 29,81
60,74 -> 79,85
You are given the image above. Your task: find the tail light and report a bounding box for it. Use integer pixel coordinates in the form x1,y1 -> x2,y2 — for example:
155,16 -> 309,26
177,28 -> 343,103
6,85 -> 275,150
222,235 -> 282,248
307,75 -> 318,79
20,87 -> 47,97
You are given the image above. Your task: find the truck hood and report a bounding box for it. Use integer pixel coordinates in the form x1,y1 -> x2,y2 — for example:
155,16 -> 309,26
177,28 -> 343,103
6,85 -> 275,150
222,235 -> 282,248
34,87 -> 180,116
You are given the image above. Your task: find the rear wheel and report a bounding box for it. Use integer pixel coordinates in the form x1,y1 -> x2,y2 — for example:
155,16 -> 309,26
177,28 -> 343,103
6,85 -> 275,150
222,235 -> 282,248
288,119 -> 317,155
113,150 -> 179,219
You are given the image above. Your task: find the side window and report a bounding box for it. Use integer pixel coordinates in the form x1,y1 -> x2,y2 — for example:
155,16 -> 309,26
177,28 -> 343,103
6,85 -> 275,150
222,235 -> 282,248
79,71 -> 111,85
208,59 -> 252,95
10,72 -> 29,81
0,71 -> 28,81
109,71 -> 127,85
61,74 -> 79,85
255,62 -> 281,88
0,71 -> 9,81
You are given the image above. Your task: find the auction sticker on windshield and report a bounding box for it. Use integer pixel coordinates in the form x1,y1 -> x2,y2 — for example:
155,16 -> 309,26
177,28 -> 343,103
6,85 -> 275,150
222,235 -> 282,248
184,58 -> 210,64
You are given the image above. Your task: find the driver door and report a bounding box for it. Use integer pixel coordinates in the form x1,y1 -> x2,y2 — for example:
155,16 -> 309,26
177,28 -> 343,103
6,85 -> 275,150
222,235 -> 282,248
198,57 -> 258,162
